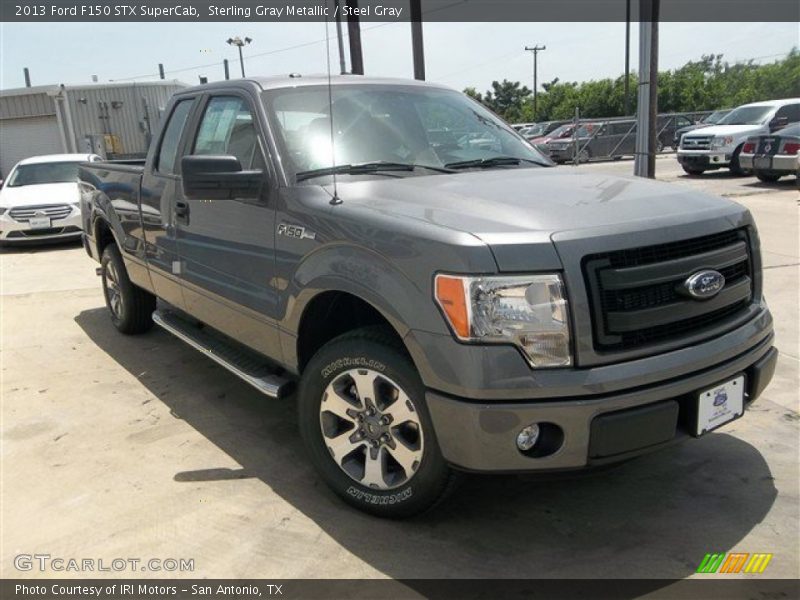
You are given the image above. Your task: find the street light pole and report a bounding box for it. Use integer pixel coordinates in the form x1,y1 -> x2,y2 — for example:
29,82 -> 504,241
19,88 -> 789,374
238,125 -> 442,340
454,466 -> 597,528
624,0 -> 631,114
226,36 -> 252,78
524,45 -> 546,119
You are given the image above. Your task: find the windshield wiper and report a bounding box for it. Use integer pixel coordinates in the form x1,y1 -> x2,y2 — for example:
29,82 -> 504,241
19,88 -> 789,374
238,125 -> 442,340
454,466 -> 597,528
444,156 -> 541,169
296,161 -> 453,181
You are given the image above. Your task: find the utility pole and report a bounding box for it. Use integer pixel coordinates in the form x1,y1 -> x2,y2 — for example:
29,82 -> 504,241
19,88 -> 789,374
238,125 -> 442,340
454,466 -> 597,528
223,59 -> 230,80
23,67 -> 31,87
624,0 -> 631,114
634,0 -> 659,178
410,0 -> 425,80
334,0 -> 347,74
226,36 -> 252,78
345,0 -> 364,74
158,63 -> 165,80
524,45 -> 546,119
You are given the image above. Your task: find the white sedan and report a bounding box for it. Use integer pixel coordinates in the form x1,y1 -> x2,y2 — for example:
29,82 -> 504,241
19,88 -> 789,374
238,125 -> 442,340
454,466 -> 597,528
0,153 -> 100,244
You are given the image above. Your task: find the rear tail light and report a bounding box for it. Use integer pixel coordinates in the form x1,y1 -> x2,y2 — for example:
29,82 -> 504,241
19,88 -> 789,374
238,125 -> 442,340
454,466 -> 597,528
781,142 -> 800,155
742,142 -> 756,153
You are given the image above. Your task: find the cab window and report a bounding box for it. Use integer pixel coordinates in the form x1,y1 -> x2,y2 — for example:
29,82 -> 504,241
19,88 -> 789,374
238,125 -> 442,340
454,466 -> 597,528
193,96 -> 262,169
156,99 -> 193,174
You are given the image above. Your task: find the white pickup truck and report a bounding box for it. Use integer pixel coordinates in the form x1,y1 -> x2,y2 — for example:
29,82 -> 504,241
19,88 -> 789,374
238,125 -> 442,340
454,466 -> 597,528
677,98 -> 800,176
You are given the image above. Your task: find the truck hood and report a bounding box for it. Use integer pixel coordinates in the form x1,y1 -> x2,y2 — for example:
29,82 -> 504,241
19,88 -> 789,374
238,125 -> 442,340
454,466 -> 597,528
332,168 -> 743,270
684,124 -> 765,138
0,182 -> 79,207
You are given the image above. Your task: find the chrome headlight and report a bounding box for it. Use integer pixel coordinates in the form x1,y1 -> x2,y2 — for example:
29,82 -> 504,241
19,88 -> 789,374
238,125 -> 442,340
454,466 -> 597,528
435,274 -> 572,368
711,136 -> 734,149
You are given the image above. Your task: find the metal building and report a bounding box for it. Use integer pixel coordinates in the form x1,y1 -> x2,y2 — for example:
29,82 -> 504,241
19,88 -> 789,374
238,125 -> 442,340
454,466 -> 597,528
0,80 -> 185,176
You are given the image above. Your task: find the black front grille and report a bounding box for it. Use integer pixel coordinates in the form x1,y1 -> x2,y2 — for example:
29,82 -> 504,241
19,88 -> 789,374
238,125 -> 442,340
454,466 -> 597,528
583,229 -> 754,352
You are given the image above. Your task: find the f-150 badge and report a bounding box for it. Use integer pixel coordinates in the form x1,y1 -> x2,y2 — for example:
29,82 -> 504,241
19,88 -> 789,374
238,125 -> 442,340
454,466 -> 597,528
278,223 -> 316,240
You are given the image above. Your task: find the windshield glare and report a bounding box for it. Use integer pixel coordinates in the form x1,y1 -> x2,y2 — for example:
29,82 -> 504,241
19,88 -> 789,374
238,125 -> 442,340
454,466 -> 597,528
719,106 -> 773,126
7,162 -> 81,187
264,85 -> 547,178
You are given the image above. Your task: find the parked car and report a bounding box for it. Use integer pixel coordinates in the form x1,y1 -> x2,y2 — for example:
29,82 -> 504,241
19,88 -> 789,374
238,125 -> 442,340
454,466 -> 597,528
739,122 -> 800,182
80,76 -> 775,517
655,114 -> 695,150
0,153 -> 100,244
672,109 -> 732,148
522,120 -> 570,141
677,98 -> 800,175
529,123 -> 577,156
547,120 -> 642,163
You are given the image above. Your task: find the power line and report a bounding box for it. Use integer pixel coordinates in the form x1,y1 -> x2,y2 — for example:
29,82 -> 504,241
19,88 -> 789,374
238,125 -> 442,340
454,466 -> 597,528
110,1 -> 468,82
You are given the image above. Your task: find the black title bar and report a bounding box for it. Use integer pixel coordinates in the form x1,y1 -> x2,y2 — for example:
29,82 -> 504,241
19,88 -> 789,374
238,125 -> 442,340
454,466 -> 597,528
1,0 -> 798,22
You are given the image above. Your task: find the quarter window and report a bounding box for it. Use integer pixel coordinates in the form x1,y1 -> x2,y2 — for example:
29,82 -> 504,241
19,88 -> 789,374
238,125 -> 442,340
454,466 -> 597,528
157,99 -> 193,174
775,104 -> 800,124
193,96 -> 261,169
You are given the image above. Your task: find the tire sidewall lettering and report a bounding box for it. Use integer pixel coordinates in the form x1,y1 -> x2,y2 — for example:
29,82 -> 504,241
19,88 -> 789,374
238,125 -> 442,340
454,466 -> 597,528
346,485 -> 413,505
321,357 -> 386,380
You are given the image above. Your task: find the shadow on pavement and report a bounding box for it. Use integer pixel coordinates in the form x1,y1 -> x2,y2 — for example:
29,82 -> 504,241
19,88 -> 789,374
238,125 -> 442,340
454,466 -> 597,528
76,307 -> 777,581
0,238 -> 82,254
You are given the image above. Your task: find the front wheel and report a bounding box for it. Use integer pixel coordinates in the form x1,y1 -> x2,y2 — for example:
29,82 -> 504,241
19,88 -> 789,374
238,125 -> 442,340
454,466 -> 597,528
101,244 -> 156,334
298,327 -> 458,517
682,165 -> 706,176
729,145 -> 748,176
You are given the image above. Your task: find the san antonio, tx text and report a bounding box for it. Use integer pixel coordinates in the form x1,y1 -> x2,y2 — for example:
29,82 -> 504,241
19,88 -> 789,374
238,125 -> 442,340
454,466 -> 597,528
16,584 -> 282,596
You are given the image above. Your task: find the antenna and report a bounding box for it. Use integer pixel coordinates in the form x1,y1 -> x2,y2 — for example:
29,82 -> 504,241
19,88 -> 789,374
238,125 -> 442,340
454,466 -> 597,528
325,1 -> 342,205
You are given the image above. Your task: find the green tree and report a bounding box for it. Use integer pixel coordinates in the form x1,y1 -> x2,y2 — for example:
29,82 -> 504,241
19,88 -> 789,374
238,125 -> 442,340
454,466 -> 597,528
464,49 -> 799,122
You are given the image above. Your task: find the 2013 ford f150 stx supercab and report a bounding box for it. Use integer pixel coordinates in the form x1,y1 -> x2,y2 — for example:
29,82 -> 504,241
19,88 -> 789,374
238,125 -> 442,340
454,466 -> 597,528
79,76 -> 777,517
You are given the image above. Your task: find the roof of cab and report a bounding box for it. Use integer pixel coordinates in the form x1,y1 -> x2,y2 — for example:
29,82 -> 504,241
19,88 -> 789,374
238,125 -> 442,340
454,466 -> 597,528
738,97 -> 800,108
176,74 -> 454,95
17,153 -> 98,165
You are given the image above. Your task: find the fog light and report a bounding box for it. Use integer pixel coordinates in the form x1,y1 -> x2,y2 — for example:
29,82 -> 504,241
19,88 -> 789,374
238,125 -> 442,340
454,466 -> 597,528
516,424 -> 541,451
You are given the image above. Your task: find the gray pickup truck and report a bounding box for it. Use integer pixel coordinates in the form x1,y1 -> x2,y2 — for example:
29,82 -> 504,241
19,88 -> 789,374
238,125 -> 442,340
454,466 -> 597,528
79,76 -> 777,517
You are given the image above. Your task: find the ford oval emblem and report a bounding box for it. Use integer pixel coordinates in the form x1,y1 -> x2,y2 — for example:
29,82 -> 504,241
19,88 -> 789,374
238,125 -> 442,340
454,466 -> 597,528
684,269 -> 725,300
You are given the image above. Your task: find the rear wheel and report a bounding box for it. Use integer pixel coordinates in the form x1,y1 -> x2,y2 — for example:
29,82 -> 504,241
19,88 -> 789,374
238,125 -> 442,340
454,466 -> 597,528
756,171 -> 781,183
298,327 -> 458,517
101,244 -> 156,334
577,147 -> 591,163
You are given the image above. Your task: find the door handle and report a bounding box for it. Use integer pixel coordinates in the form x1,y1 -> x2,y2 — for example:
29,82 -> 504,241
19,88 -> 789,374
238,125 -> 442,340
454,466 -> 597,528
175,200 -> 190,218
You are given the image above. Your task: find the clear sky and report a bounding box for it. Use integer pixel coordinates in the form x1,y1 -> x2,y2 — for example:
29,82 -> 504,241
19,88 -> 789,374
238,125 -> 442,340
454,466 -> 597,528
0,21 -> 796,93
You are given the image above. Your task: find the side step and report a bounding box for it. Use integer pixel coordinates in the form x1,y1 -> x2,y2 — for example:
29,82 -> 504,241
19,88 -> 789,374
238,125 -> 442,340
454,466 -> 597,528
152,310 -> 293,399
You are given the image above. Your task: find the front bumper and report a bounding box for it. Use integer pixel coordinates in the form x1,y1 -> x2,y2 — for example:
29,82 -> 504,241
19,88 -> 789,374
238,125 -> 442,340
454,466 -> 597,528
547,145 -> 574,162
677,150 -> 730,168
426,336 -> 776,473
0,209 -> 82,243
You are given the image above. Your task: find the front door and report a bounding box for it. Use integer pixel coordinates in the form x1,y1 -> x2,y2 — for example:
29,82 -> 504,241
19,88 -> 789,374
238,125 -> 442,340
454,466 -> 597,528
140,96 -> 196,308
174,92 -> 282,361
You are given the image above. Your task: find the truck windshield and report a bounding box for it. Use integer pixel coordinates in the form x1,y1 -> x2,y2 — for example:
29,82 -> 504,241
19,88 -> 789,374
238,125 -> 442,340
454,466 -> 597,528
718,106 -> 774,126
704,110 -> 730,124
7,162 -> 82,187
263,85 -> 548,180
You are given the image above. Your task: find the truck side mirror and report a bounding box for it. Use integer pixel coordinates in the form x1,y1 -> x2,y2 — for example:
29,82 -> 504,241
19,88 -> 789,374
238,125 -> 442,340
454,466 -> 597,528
181,155 -> 263,200
769,116 -> 789,132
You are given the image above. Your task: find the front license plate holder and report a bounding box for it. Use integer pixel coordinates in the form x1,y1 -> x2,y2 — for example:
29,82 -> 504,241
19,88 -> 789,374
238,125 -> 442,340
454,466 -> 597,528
29,217 -> 51,229
695,375 -> 745,436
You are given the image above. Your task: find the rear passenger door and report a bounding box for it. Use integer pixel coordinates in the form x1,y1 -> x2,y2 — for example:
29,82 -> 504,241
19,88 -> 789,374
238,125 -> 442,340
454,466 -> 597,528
175,92 -> 282,360
140,96 -> 197,309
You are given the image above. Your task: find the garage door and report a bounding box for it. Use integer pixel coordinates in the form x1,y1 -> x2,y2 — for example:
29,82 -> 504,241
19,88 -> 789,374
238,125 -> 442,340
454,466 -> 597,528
0,116 -> 63,177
